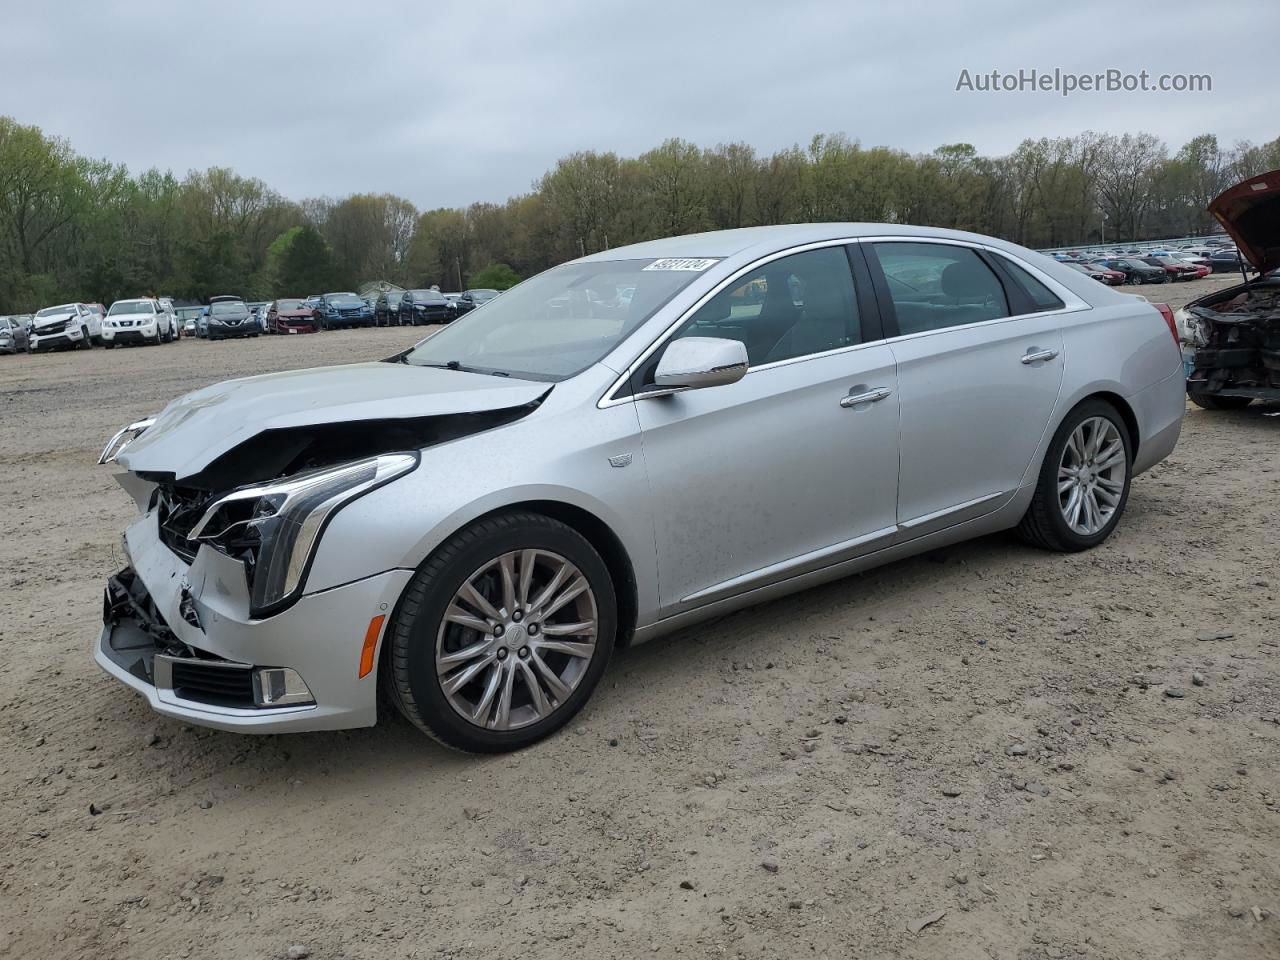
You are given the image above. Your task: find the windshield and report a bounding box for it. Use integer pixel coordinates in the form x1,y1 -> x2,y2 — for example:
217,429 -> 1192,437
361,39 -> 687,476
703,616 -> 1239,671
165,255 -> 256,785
211,302 -> 248,317
466,289 -> 498,302
327,294 -> 362,307
36,305 -> 75,317
404,258 -> 707,381
277,299 -> 303,310
410,290 -> 444,303
109,300 -> 154,315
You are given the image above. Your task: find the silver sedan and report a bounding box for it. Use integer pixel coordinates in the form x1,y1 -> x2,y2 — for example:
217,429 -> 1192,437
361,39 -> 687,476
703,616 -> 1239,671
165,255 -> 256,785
96,224 -> 1185,751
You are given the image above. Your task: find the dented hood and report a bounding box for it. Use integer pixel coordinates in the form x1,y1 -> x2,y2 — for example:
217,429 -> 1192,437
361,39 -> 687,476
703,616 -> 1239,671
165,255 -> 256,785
1208,168 -> 1280,275
117,361 -> 548,480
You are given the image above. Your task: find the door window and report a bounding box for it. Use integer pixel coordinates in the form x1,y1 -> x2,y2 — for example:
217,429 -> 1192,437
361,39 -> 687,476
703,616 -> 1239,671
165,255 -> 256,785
872,242 -> 1010,335
670,246 -> 860,366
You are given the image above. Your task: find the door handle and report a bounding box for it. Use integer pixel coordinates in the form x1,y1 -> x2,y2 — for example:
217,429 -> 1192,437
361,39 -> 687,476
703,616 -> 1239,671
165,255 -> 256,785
840,387 -> 893,407
1020,349 -> 1059,365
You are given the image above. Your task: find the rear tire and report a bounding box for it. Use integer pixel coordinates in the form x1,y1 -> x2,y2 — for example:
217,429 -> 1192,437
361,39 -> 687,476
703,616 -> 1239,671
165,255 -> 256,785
385,512 -> 616,753
1017,399 -> 1133,552
1188,391 -> 1252,411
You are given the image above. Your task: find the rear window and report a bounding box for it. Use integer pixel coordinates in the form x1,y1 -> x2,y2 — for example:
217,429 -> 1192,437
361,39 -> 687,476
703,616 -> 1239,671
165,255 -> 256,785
995,257 -> 1065,312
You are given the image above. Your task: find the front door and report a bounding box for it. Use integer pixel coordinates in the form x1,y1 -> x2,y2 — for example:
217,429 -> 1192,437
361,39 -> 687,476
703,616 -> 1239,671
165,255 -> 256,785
635,245 -> 901,613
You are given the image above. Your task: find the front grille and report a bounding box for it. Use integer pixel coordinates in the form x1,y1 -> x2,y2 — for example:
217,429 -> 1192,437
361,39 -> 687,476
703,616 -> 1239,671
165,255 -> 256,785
169,660 -> 255,708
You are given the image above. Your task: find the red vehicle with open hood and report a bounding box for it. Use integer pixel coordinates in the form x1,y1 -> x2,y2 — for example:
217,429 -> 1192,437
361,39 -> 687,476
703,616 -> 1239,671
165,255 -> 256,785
1179,168 -> 1280,409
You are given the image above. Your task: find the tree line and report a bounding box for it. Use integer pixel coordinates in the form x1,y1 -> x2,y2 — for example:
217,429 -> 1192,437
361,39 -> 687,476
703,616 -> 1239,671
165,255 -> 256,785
1,115 -> 1277,312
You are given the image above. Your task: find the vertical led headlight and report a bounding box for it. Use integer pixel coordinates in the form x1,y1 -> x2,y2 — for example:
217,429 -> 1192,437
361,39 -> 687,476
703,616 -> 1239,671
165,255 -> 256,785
189,452 -> 418,617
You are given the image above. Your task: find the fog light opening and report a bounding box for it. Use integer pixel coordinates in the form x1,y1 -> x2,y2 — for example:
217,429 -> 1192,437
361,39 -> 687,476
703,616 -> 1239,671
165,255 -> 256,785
253,667 -> 313,707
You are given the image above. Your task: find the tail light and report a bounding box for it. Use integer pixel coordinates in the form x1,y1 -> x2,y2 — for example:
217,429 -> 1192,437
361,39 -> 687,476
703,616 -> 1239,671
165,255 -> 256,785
1153,303 -> 1178,345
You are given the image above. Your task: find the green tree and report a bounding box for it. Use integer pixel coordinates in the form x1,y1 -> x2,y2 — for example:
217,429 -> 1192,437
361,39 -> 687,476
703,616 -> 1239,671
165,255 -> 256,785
469,262 -> 521,290
265,225 -> 337,296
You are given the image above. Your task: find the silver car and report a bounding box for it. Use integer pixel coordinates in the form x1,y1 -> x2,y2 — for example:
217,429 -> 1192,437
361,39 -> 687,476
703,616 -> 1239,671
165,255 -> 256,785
95,224 -> 1185,751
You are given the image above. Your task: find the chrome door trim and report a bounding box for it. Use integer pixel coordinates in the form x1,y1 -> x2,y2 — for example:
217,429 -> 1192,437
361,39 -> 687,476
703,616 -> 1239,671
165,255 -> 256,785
898,491 -> 1007,531
679,525 -> 898,605
599,236 -> 1089,409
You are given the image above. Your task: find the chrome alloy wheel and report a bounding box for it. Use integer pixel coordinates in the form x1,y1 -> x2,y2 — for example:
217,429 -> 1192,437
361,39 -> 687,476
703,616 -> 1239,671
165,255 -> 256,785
435,550 -> 598,730
1057,416 -> 1126,536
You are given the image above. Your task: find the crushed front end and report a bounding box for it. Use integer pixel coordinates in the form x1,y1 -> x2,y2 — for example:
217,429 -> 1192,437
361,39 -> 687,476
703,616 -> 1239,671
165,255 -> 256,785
96,504 -> 412,733
1183,283 -> 1280,403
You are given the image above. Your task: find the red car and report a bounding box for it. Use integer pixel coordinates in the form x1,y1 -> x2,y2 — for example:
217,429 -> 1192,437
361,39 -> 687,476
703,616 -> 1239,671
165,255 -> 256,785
266,298 -> 318,334
1068,261 -> 1126,285
1142,256 -> 1200,282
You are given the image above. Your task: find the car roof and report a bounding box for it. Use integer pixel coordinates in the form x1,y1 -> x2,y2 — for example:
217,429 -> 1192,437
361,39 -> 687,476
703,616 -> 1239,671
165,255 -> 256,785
575,222 -> 1064,264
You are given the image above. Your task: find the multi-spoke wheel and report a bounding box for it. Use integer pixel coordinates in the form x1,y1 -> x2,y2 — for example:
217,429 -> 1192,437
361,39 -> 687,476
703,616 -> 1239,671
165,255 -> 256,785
1017,399 -> 1133,552
436,550 -> 598,730
1056,416 -> 1126,536
385,512 -> 616,752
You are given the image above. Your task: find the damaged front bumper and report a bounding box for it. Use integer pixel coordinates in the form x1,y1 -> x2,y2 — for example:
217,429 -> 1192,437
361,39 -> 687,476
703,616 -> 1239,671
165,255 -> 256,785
95,510 -> 412,733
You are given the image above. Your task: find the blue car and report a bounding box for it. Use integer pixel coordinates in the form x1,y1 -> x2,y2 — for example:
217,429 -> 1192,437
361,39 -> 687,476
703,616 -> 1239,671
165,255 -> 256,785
315,292 -> 373,329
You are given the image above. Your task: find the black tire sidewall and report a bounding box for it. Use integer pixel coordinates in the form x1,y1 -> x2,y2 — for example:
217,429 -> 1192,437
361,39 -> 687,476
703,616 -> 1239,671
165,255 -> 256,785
1036,400 -> 1134,549
393,516 -> 617,752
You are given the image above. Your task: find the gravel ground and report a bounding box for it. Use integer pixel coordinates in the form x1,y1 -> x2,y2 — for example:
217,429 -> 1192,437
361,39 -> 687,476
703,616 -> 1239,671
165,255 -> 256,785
1,281 -> 1277,960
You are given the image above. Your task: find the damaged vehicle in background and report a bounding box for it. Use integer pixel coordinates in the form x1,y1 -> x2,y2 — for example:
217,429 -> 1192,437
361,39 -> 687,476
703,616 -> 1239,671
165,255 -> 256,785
1179,168 -> 1280,410
93,224 -> 1184,752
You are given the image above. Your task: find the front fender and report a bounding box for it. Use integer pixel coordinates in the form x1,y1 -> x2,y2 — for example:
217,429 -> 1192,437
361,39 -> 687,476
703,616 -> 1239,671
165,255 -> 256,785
303,398 -> 659,626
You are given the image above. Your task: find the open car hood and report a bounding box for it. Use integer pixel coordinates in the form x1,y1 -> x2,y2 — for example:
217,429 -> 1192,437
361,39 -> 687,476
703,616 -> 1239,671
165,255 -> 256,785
116,361 -> 548,482
1208,168 -> 1280,275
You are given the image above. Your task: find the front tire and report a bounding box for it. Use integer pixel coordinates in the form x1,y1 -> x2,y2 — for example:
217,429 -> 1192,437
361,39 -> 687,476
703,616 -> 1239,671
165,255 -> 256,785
385,512 -> 616,753
1017,399 -> 1133,552
1188,391 -> 1252,411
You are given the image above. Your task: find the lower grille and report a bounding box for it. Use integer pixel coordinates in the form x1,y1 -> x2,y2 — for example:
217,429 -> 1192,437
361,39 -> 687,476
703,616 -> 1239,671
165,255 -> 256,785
168,659 -> 255,708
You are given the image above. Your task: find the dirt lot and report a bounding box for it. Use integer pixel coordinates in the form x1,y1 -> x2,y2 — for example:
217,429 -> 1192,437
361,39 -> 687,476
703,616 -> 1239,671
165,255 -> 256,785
1,278 -> 1277,960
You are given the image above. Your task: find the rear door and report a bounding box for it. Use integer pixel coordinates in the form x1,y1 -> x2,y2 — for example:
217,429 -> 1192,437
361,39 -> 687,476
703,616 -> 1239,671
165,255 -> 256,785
864,240 -> 1068,539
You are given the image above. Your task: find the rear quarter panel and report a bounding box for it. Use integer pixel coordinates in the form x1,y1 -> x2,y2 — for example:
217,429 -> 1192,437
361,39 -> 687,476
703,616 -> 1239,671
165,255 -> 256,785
1051,297 -> 1184,476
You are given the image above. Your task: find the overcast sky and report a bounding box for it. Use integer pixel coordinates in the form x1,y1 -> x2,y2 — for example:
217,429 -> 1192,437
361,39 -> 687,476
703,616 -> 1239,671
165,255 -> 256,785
2,0 -> 1272,209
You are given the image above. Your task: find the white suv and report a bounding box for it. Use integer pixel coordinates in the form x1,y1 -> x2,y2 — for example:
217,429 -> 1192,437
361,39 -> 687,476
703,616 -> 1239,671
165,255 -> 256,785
29,302 -> 102,352
102,298 -> 167,347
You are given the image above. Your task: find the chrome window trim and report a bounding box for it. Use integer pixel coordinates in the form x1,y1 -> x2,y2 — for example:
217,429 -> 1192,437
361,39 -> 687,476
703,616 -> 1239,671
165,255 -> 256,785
598,236 -> 1090,409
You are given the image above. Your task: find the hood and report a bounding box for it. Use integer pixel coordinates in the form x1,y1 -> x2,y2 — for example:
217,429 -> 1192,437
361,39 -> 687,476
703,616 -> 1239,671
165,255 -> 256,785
1208,168 -> 1280,274
108,311 -> 156,322
116,361 -> 548,482
34,312 -> 74,329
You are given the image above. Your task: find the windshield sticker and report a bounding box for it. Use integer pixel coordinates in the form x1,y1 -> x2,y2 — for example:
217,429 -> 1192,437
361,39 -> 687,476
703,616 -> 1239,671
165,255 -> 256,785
643,258 -> 720,272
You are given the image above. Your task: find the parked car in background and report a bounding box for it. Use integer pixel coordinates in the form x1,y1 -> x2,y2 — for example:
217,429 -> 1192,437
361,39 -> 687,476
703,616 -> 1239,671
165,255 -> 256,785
400,288 -> 451,325
206,300 -> 258,340
0,315 -> 31,354
375,290 -> 403,325
175,306 -> 204,336
29,302 -> 102,351
155,298 -> 180,341
266,298 -> 318,334
103,298 -> 167,346
246,302 -> 269,332
1141,256 -> 1200,282
1180,168 -> 1280,410
446,288 -> 499,321
1066,262 -> 1125,285
1208,249 -> 1245,273
95,223 -> 1184,750
1097,258 -> 1168,284
315,292 -> 373,329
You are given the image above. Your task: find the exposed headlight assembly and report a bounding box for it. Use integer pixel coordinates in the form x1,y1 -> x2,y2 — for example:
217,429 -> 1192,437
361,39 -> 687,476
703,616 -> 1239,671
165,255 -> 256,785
188,452 -> 417,617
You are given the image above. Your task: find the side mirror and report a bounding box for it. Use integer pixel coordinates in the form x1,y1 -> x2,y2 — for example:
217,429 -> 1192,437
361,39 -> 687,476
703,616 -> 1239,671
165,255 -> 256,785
653,337 -> 748,391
